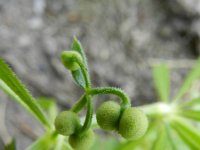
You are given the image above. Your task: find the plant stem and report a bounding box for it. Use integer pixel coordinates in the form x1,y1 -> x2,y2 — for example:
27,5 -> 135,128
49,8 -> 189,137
76,59 -> 91,89
71,95 -> 87,113
78,95 -> 93,136
75,59 -> 94,135
88,87 -> 131,110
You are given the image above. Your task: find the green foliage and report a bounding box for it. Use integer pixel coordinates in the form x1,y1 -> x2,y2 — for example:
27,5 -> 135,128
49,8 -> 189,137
171,118 -> 200,149
36,97 -> 58,124
69,129 -> 95,150
54,111 -> 81,136
26,132 -> 57,150
0,59 -> 51,129
4,139 -> 16,150
153,64 -> 170,102
1,37 -> 200,150
118,107 -> 148,140
70,37 -> 88,88
91,136 -> 120,150
96,101 -> 121,130
174,58 -> 200,101
178,110 -> 200,121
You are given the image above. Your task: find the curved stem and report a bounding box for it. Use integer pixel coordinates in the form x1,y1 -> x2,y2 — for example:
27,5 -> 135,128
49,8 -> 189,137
76,59 -> 91,89
71,95 -> 87,113
75,59 -> 93,135
89,87 -> 131,110
78,95 -> 93,136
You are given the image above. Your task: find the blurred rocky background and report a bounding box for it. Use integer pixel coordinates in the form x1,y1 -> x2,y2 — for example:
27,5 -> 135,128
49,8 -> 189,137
0,0 -> 200,149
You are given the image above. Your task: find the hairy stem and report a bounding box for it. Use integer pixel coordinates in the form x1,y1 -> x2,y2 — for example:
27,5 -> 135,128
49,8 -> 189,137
71,95 -> 87,113
76,59 -> 91,89
75,58 -> 94,135
78,95 -> 93,136
88,87 -> 131,110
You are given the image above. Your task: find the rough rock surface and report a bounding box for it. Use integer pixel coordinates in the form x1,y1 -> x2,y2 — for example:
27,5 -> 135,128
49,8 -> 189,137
0,0 -> 200,149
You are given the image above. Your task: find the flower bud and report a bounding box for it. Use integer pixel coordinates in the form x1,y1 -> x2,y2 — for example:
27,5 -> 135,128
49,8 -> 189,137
61,51 -> 82,71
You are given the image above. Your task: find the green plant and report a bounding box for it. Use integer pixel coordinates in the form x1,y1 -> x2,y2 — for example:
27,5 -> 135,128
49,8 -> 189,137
56,37 -> 148,147
1,37 -> 200,150
116,62 -> 200,150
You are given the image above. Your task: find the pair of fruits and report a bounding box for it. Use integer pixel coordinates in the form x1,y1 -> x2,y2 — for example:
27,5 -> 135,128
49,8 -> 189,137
54,101 -> 148,150
54,111 -> 94,150
96,101 -> 148,140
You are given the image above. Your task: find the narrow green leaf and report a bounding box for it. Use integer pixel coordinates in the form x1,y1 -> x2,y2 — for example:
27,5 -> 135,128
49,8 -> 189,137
71,37 -> 88,66
70,37 -> 88,88
0,59 -> 51,129
71,70 -> 86,88
151,127 -> 166,150
61,142 -> 72,150
4,139 -> 16,150
153,64 -> 170,102
54,136 -> 65,150
165,123 -> 177,150
0,80 -> 32,114
37,97 -> 58,124
48,135 -> 72,150
174,58 -> 200,102
26,132 -> 57,150
171,118 -> 200,149
178,110 -> 200,121
181,97 -> 200,108
91,136 -> 119,150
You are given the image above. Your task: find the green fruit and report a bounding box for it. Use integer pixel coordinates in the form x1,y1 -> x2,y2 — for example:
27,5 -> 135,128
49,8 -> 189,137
54,111 -> 80,136
69,129 -> 95,150
96,101 -> 121,130
61,51 -> 82,71
118,107 -> 148,140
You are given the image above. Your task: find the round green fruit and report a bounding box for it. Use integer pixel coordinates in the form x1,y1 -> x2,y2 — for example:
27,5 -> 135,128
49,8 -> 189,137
54,111 -> 80,136
61,51 -> 82,71
118,107 -> 148,140
69,129 -> 95,150
96,101 -> 121,130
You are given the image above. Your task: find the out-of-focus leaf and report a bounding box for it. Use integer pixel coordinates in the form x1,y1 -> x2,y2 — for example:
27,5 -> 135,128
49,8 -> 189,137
4,139 -> 16,150
174,58 -> 200,102
171,118 -> 200,149
70,37 -> 88,88
0,59 -> 51,129
26,132 -> 57,150
181,97 -> 200,108
37,97 -> 58,124
178,110 -> 200,121
71,37 -> 88,67
71,95 -> 87,113
153,64 -> 170,102
91,136 -> 119,150
61,142 -> 72,150
54,136 -> 72,150
151,127 -> 167,150
165,123 -> 177,150
71,70 -> 86,88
